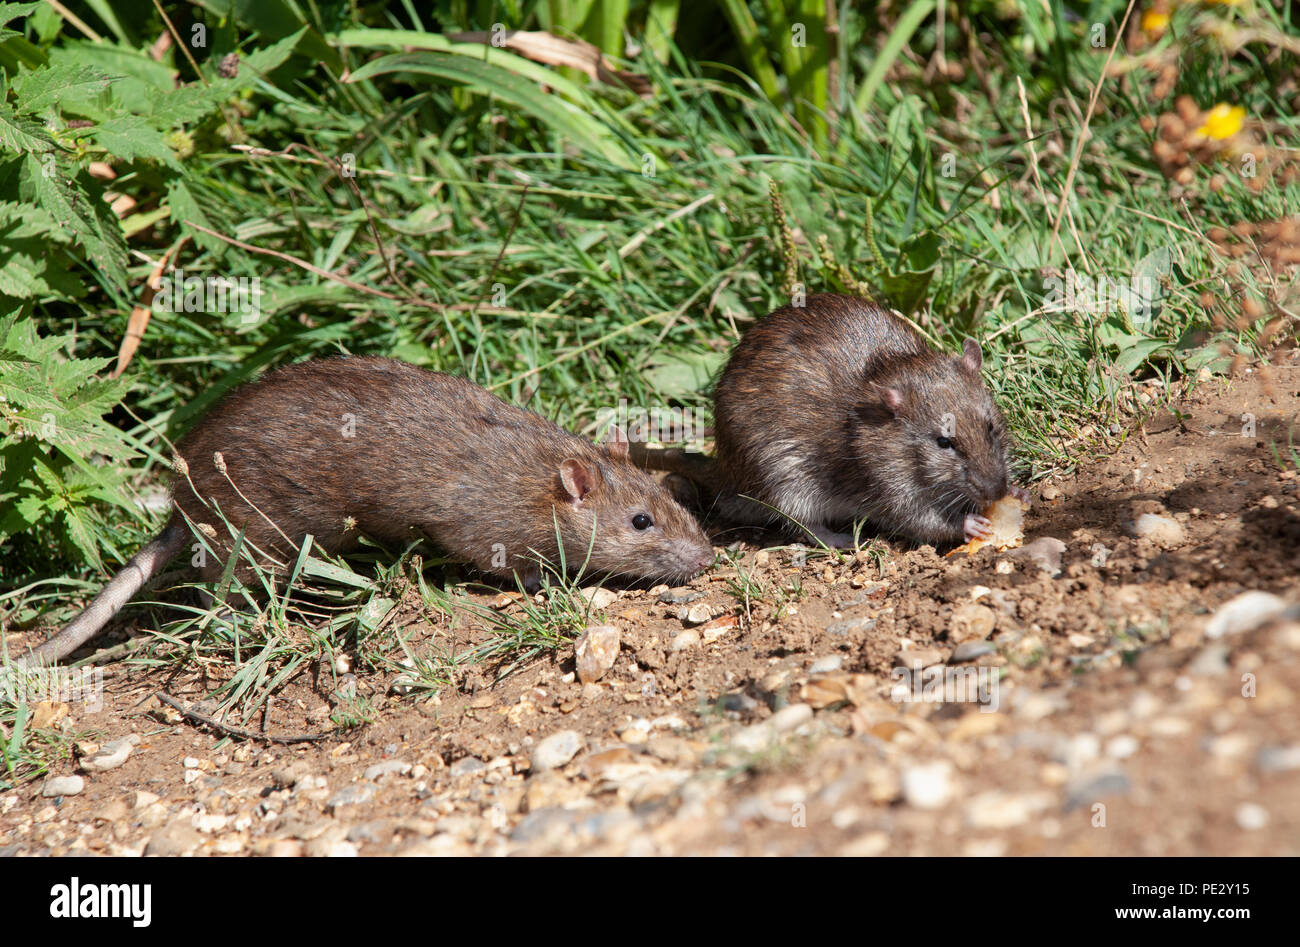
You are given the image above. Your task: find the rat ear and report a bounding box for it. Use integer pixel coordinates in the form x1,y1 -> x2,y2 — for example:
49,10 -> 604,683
858,386 -> 906,424
959,338 -> 982,374
602,427 -> 630,460
559,458 -> 600,504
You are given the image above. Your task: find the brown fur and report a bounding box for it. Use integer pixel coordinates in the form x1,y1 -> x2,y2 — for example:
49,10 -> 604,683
172,358 -> 713,586
29,358 -> 713,664
657,295 -> 1016,545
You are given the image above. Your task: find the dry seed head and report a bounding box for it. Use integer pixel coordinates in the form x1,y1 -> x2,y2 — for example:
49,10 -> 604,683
172,453 -> 189,476
213,451 -> 227,474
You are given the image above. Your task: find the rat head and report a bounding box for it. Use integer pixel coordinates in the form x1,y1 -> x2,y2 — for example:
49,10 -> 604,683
853,340 -> 1011,543
552,439 -> 714,584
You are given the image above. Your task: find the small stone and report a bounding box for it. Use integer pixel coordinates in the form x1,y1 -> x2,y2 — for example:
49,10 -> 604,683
1255,744 -> 1300,773
827,615 -> 876,636
1235,802 -> 1269,830
266,839 -> 304,857
450,757 -> 486,779
80,735 -> 139,773
1041,484 -> 1061,501
901,761 -> 954,810
42,775 -> 84,798
1011,537 -> 1067,576
579,587 -> 618,610
669,629 -> 700,651
838,832 -> 890,856
1205,591 -> 1287,639
145,820 -> 204,856
183,756 -> 201,769
326,783 -> 376,810
769,703 -> 812,733
532,730 -> 584,770
618,719 -> 652,743
1106,735 -> 1139,759
574,625 -> 621,684
680,603 -> 714,625
192,813 -> 229,833
700,615 -> 738,643
950,604 -> 997,643
809,655 -> 843,674
994,559 -> 1015,574
363,760 -> 411,781
731,721 -> 776,754
950,641 -> 995,663
895,648 -> 945,670
133,790 -> 160,809
1130,513 -> 1185,548
964,790 -> 1051,829
93,799 -> 130,823
1187,644 -> 1230,675
1064,766 -> 1131,811
658,587 -> 702,605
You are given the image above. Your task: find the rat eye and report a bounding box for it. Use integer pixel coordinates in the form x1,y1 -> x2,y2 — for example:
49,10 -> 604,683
936,435 -> 955,450
632,513 -> 653,530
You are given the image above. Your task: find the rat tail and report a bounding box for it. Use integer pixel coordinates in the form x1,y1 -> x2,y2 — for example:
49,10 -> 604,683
19,517 -> 190,666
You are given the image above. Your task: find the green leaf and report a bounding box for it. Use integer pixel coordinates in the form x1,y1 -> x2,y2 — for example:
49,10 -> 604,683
166,179 -> 224,257
0,2 -> 40,29
346,51 -> 635,170
0,100 -> 55,152
23,155 -> 129,291
643,350 -> 723,398
79,116 -> 181,169
10,63 -> 111,114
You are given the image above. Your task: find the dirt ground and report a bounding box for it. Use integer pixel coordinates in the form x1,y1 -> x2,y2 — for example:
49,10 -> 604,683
4,354 -> 1300,857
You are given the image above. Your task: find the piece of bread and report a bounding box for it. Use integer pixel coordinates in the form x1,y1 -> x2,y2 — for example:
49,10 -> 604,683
946,496 -> 1027,558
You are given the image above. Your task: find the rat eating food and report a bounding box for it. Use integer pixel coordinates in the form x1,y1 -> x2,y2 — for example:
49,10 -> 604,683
635,294 -> 1029,548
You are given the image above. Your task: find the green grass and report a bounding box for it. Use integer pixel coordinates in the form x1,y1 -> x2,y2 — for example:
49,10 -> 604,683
2,0 -> 1298,786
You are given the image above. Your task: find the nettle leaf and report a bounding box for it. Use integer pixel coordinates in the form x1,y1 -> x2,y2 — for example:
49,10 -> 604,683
0,318 -> 139,563
167,178 -> 224,257
242,26 -> 310,75
24,154 -> 129,290
0,101 -> 56,153
0,200 -> 84,297
0,2 -> 40,30
11,63 -> 111,114
78,116 -> 181,169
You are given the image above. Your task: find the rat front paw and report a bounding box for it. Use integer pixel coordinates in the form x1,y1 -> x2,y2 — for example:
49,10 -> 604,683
964,514 -> 993,542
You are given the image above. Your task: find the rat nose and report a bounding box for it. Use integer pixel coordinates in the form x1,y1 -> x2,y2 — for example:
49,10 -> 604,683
976,470 -> 1008,502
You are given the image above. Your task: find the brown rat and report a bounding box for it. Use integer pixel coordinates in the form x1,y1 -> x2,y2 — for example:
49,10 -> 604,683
638,294 -> 1028,547
25,357 -> 714,665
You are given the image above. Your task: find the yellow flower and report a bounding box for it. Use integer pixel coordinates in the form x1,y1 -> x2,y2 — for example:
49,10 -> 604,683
1141,9 -> 1170,33
1198,104 -> 1246,140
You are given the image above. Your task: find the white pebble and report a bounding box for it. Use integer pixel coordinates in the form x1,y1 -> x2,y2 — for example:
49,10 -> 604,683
901,761 -> 954,810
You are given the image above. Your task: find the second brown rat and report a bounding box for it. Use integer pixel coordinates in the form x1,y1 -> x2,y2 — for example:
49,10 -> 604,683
637,294 -> 1028,547
26,357 -> 714,665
